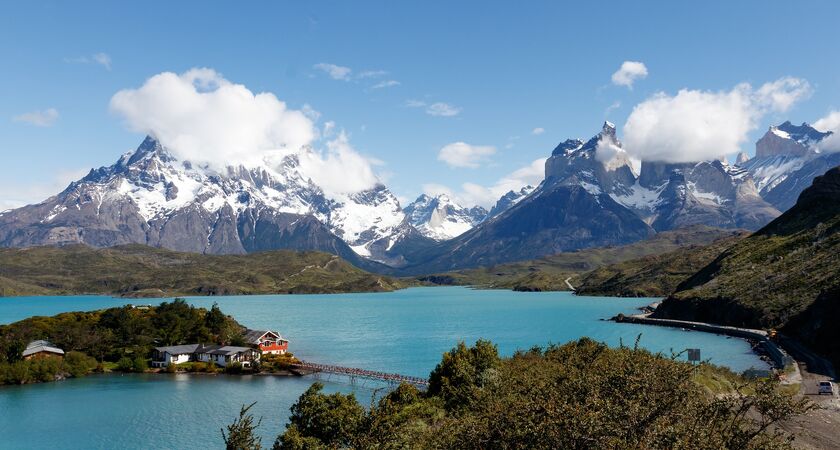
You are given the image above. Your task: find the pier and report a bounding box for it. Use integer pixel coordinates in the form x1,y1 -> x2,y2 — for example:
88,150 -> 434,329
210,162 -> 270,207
292,361 -> 429,387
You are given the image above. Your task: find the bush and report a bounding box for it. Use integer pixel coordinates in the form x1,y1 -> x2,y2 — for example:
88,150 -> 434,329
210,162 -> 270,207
164,363 -> 178,373
116,356 -> 134,372
64,351 -> 97,378
132,357 -> 148,373
225,362 -> 243,374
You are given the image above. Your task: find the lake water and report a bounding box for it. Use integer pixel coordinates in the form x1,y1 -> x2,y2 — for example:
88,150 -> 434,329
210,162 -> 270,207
0,287 -> 767,449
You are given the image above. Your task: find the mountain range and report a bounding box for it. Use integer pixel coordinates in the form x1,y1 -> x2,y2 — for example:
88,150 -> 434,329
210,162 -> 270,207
0,120 -> 835,273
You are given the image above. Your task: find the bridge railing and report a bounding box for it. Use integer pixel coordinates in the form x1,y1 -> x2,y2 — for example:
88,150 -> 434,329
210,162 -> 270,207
292,361 -> 429,386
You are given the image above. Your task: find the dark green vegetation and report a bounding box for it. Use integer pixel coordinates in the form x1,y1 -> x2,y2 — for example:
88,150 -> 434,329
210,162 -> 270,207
0,299 -> 241,384
655,167 -> 840,368
420,226 -> 744,292
575,231 -> 748,297
226,339 -> 809,449
0,244 -> 405,297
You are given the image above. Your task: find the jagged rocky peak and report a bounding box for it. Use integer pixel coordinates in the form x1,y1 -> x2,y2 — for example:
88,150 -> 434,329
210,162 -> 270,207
404,193 -> 487,241
736,152 -> 750,165
486,185 -> 535,219
755,121 -> 832,158
544,121 -> 635,194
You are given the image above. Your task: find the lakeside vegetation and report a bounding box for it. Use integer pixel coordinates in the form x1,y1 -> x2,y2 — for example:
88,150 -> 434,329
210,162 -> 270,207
223,339 -> 810,449
656,167 -> 840,369
0,299 -> 244,385
418,226 -> 745,292
0,244 -> 406,297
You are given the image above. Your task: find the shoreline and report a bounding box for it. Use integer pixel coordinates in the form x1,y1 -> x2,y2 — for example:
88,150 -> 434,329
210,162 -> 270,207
611,304 -> 801,379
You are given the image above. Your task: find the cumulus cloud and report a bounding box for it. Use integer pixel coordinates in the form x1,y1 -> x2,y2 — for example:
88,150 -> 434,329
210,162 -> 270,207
298,132 -> 379,195
357,70 -> 387,79
611,61 -> 648,88
0,168 -> 88,211
426,102 -> 461,117
438,142 -> 496,168
814,110 -> 840,152
426,158 -> 546,207
313,63 -> 352,81
13,108 -> 59,127
622,77 -> 812,163
110,68 -> 381,197
532,127 -> 545,135
371,80 -> 400,89
594,136 -> 630,171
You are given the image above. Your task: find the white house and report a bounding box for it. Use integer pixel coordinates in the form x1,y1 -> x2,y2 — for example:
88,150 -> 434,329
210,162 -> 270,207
151,344 -> 260,368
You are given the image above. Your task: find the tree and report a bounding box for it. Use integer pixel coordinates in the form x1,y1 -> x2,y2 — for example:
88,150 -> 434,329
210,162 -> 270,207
205,302 -> 227,336
222,402 -> 263,450
427,338 -> 500,410
274,382 -> 365,449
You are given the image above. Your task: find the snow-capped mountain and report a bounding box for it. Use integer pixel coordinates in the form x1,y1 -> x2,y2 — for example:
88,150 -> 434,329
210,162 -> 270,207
486,185 -> 535,219
0,136 -> 410,265
403,194 -> 487,240
740,121 -> 836,211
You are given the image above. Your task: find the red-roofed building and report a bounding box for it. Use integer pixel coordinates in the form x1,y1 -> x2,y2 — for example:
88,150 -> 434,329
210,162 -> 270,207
244,329 -> 289,355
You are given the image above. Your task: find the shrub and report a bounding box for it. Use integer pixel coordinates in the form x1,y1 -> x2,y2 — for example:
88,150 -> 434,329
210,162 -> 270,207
116,356 -> 134,372
64,351 -> 97,378
131,357 -> 148,373
225,362 -> 243,374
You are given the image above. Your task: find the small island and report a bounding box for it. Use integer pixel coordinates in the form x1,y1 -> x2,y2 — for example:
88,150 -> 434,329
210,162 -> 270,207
0,299 -> 300,385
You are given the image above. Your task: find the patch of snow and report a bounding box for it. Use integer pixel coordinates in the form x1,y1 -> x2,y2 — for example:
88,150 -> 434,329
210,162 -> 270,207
609,181 -> 661,211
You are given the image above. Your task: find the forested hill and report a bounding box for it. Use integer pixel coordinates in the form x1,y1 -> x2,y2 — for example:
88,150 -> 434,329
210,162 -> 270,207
0,244 -> 405,297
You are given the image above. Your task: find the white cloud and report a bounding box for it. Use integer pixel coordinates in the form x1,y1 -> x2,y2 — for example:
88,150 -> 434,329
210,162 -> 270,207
438,142 -> 496,168
357,70 -> 388,79
426,102 -> 461,117
622,77 -> 812,163
298,132 -> 379,196
405,99 -> 426,108
605,101 -> 621,116
371,80 -> 400,89
815,110 -> 840,152
313,63 -> 352,81
92,52 -> 112,70
64,52 -> 112,70
301,103 -> 321,121
426,158 -> 546,208
0,168 -> 87,211
611,61 -> 648,88
532,127 -> 545,135
13,108 -> 59,127
109,68 -> 380,197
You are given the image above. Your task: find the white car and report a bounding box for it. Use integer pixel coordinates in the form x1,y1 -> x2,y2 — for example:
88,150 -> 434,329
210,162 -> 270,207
818,381 -> 835,395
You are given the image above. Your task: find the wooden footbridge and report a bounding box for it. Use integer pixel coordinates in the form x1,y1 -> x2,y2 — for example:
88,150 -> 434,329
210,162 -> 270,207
291,361 -> 429,388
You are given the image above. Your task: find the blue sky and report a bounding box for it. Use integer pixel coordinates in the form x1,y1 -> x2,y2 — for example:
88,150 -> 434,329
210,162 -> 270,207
2,1 -> 840,209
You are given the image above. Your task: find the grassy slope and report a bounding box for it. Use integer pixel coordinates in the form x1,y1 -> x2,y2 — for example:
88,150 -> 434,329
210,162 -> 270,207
574,232 -> 748,297
420,226 -> 743,292
655,167 -> 840,366
0,244 -> 406,297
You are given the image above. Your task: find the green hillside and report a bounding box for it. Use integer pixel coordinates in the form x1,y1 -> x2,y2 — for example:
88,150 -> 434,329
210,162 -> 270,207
654,167 -> 840,367
420,226 -> 743,292
575,232 -> 747,297
0,244 -> 405,297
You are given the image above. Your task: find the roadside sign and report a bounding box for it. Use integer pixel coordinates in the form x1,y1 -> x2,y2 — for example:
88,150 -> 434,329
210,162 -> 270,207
687,348 -> 701,362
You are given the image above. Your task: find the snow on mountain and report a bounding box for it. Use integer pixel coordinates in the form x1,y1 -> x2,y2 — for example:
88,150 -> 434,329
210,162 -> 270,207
0,136 -> 409,263
403,194 -> 487,240
486,185 -> 535,219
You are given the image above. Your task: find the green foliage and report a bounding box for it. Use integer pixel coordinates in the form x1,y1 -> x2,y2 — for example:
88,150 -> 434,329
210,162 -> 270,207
63,351 -> 97,378
275,382 -> 365,449
423,226 -> 743,291
225,362 -> 244,374
427,339 -> 501,410
0,244 -> 405,297
270,339 -> 810,449
221,402 -> 263,450
0,300 -> 244,384
259,353 -> 300,373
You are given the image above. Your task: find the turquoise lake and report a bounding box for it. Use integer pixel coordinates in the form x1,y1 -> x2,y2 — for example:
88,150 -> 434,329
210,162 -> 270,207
0,287 -> 767,449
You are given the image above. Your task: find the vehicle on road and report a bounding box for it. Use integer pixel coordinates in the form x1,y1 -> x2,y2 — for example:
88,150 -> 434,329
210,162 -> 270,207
818,381 -> 835,395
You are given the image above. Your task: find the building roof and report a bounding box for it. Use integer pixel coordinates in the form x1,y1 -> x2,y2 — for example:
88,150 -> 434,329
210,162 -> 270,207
207,346 -> 254,356
22,340 -> 65,357
243,329 -> 286,344
154,344 -> 201,355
